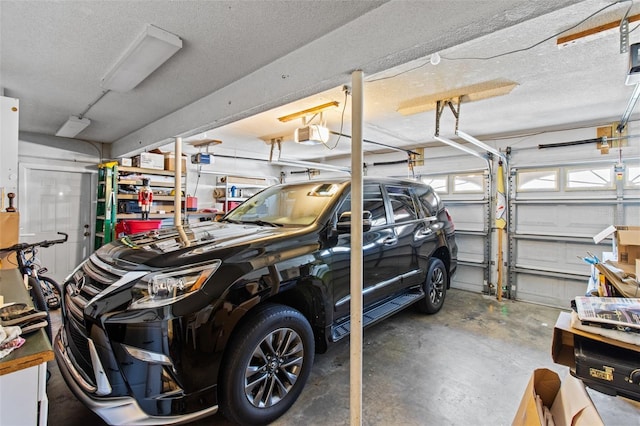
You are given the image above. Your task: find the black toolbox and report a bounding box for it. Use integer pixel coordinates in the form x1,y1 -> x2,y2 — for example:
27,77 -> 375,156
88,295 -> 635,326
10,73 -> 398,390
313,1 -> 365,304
574,334 -> 640,401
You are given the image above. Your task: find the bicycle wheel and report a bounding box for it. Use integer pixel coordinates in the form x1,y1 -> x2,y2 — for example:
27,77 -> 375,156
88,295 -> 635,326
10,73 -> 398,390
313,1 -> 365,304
28,276 -> 52,343
40,276 -> 61,310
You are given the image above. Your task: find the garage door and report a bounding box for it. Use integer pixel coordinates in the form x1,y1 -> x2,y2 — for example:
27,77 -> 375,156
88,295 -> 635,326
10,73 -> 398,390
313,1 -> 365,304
421,169 -> 490,294
507,160 -> 640,308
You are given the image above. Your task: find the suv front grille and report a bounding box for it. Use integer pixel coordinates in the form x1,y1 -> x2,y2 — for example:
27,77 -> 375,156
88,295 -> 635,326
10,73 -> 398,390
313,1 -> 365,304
63,253 -> 131,386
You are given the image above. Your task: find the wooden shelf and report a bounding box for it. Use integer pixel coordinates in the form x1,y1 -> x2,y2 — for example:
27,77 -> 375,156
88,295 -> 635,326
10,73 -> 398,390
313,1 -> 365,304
118,166 -> 185,176
117,213 -> 175,219
119,179 -> 176,188
117,194 -> 175,201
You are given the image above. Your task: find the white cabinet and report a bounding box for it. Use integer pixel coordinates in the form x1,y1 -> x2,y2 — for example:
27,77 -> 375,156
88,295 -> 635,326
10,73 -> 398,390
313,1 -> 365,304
0,269 -> 53,426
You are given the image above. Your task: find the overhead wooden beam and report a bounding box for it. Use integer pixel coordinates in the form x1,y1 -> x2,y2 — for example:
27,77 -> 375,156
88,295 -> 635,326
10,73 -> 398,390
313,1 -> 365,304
557,13 -> 640,47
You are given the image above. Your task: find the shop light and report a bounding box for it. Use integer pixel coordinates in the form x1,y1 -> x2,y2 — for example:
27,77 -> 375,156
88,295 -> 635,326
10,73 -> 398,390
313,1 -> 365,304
55,115 -> 91,138
277,101 -> 339,123
101,24 -> 182,92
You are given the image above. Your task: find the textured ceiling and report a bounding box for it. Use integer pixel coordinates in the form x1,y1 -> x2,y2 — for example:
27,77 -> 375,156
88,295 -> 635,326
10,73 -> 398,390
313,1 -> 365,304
2,0 -> 638,162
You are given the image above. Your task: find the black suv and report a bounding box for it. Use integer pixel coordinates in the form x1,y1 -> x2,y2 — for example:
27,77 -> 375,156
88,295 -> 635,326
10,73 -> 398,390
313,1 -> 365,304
55,177 -> 457,425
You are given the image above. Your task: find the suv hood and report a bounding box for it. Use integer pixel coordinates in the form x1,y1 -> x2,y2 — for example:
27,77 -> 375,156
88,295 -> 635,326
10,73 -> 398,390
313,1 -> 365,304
98,222 -> 294,270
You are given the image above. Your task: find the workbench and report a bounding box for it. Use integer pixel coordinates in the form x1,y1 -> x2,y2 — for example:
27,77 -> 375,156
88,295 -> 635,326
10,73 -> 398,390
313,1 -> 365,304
0,268 -> 53,425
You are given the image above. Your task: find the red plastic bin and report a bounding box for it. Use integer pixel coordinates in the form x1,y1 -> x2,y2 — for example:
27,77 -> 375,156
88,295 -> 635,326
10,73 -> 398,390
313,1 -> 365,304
116,220 -> 162,237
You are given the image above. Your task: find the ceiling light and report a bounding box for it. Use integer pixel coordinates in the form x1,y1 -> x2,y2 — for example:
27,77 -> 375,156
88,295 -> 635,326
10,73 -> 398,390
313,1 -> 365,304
55,115 -> 91,138
101,24 -> 182,92
430,53 -> 441,65
277,101 -> 339,123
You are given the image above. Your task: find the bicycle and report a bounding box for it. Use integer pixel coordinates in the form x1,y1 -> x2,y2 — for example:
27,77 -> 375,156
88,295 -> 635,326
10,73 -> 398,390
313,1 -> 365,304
0,232 -> 68,343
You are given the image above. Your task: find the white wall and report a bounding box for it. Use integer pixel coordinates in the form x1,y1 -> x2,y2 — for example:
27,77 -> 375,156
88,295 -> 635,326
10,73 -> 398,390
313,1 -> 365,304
1,96 -> 19,202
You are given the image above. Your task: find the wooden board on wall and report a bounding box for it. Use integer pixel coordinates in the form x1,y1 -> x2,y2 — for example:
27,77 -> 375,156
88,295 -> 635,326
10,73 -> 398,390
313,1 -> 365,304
0,212 -> 19,269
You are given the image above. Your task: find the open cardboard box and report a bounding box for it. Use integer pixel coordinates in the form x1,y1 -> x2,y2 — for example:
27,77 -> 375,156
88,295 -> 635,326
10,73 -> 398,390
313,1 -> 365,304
593,225 -> 640,266
512,368 -> 603,426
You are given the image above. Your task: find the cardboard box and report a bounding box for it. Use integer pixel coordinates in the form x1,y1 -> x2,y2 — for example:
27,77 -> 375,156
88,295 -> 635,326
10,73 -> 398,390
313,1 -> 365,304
616,226 -> 640,265
0,212 -> 19,269
119,157 -> 132,167
512,368 -> 603,426
133,152 -> 164,170
593,225 -> 640,266
164,152 -> 187,171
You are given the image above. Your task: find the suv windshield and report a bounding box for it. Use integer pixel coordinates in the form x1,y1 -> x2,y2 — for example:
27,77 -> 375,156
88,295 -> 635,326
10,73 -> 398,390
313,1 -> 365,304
224,182 -> 342,226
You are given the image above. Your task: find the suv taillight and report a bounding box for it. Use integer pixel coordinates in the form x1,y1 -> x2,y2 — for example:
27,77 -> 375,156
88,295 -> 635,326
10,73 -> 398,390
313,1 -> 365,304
445,208 -> 455,231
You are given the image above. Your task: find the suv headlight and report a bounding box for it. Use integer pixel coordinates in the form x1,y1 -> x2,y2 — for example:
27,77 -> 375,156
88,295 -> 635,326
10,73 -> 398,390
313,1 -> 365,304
130,262 -> 221,309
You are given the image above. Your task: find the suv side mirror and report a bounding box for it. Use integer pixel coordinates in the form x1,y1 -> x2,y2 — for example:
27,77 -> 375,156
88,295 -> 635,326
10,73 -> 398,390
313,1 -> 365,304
337,210 -> 372,233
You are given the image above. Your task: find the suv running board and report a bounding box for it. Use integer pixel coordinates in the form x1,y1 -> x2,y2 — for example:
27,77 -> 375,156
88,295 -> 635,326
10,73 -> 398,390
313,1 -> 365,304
331,290 -> 423,342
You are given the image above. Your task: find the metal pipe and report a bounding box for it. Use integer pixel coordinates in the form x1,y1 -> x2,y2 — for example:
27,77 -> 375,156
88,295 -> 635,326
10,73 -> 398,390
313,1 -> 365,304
456,130 -> 507,162
174,137 -> 190,246
619,82 -> 640,132
433,135 -> 487,160
350,69 -> 364,426
329,130 -> 420,156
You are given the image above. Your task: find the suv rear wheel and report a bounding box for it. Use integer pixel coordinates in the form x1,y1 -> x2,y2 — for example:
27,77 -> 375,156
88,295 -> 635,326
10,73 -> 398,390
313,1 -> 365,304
416,258 -> 447,314
220,303 -> 314,425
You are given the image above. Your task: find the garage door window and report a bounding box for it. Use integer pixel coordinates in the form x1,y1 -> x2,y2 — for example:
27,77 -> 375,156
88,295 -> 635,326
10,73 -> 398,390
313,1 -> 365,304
453,174 -> 483,193
626,165 -> 640,188
565,167 -> 613,190
517,169 -> 558,192
420,175 -> 448,194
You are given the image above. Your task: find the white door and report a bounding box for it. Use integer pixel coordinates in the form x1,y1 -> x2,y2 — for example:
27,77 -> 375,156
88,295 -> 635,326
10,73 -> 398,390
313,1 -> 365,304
19,165 -> 94,283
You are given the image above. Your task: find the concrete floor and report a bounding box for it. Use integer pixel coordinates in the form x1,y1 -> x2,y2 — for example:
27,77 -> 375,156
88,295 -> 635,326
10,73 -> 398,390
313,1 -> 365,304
46,289 -> 640,425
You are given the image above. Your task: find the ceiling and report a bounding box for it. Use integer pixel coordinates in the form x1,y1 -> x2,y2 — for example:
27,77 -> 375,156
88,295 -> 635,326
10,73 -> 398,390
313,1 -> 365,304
2,0 -> 639,163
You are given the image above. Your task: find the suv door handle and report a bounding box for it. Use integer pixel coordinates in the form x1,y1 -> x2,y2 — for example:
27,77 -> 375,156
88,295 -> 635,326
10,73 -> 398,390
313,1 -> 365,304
383,237 -> 398,246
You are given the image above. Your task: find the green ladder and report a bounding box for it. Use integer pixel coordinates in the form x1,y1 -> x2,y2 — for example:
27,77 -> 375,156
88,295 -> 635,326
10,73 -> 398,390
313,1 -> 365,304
95,161 -> 118,249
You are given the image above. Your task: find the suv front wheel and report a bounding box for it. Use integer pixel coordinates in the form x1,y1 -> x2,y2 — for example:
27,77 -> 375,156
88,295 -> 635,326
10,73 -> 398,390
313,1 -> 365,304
416,258 -> 447,314
220,303 -> 315,425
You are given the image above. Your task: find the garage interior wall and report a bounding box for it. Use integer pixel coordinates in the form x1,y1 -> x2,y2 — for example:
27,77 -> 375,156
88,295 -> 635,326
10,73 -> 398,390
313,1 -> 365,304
13,119 -> 640,306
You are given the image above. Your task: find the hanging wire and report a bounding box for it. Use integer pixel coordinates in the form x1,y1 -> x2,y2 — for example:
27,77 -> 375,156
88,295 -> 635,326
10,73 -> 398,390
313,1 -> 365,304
367,0 -> 630,84
445,1 -> 628,61
78,90 -> 110,119
323,89 -> 349,150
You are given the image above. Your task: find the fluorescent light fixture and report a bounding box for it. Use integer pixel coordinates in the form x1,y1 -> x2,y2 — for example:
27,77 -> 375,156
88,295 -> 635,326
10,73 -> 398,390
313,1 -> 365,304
433,135 -> 486,160
456,130 -> 506,161
295,124 -> 330,145
101,24 -> 182,92
270,158 -> 351,173
277,101 -> 339,123
55,115 -> 91,138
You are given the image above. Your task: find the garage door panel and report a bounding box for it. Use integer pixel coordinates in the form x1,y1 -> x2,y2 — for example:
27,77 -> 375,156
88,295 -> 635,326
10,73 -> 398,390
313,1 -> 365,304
623,204 -> 640,224
451,264 -> 484,293
515,204 -> 616,236
456,234 -> 485,264
515,239 -> 601,276
515,273 -> 586,307
445,204 -> 485,232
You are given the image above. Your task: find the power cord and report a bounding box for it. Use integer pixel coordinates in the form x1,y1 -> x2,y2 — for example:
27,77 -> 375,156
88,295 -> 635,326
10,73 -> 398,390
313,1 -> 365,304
366,0 -> 631,83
